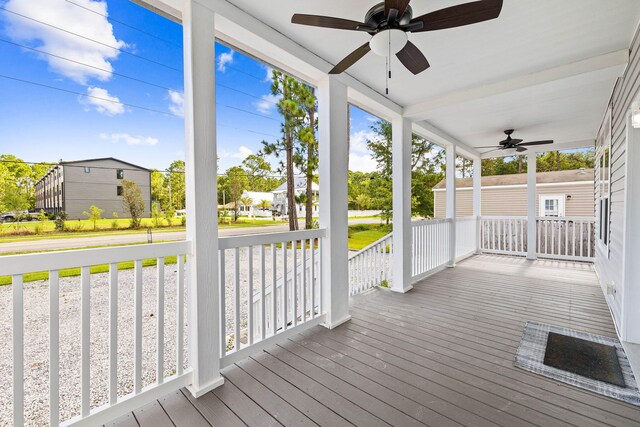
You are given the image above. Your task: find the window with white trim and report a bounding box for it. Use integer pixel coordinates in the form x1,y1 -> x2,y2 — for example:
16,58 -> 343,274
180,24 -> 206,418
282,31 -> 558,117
596,107 -> 612,249
539,195 -> 565,217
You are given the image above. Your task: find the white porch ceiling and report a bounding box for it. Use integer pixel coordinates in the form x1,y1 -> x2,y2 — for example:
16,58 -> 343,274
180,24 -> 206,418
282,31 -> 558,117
223,0 -> 640,152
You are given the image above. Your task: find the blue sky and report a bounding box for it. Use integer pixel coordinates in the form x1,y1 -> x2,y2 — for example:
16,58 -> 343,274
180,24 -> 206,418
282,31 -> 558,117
0,0 -> 380,173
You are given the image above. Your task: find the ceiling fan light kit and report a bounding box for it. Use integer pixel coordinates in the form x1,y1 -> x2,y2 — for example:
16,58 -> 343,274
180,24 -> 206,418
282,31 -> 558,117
291,0 -> 504,84
370,29 -> 407,56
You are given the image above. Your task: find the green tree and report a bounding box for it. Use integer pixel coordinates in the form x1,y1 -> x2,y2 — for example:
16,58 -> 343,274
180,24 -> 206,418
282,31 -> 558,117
354,193 -> 371,210
242,154 -> 281,192
151,169 -> 169,211
293,84 -> 318,229
83,205 -> 104,231
166,160 -> 185,210
121,180 -> 145,228
258,199 -> 271,211
239,196 -> 253,217
261,70 -> 307,231
224,166 -> 248,221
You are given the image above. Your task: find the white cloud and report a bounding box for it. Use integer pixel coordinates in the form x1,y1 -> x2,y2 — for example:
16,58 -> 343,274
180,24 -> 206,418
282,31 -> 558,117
219,145 -> 253,161
168,90 -> 184,117
349,153 -> 378,173
100,133 -> 159,146
254,93 -> 281,114
263,65 -> 274,82
83,86 -> 125,116
4,0 -> 126,84
348,129 -> 378,172
217,50 -> 234,72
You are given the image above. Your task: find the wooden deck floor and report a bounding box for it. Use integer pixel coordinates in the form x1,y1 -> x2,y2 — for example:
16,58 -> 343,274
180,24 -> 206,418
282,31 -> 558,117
109,254 -> 640,427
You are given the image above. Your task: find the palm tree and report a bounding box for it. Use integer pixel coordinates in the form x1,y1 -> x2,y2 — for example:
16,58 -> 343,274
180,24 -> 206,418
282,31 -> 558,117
355,193 -> 371,211
258,199 -> 271,211
239,196 -> 253,218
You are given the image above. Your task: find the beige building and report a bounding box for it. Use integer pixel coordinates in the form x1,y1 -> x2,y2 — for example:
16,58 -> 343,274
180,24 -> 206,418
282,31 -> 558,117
35,157 -> 151,220
433,168 -> 594,218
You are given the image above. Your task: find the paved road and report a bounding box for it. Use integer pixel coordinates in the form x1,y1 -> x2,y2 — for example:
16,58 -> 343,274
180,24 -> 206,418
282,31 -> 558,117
0,218 -> 380,254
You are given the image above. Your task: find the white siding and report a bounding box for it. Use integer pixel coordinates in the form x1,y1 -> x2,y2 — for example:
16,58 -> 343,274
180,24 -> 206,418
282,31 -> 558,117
595,26 -> 640,329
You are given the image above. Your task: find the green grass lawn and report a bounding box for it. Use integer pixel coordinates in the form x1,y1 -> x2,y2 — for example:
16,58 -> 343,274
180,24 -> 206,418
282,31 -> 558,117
0,217 -> 288,242
348,229 -> 389,251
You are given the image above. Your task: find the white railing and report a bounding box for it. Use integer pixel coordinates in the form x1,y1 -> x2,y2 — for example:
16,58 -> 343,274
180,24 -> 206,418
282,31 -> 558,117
455,216 -> 478,260
0,241 -> 192,427
348,232 -> 393,295
480,216 -> 596,261
537,216 -> 595,261
480,216 -> 528,256
218,229 -> 326,367
412,218 -> 452,280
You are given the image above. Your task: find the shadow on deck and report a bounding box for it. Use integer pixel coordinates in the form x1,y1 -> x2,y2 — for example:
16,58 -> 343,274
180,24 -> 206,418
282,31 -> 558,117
109,254 -> 640,427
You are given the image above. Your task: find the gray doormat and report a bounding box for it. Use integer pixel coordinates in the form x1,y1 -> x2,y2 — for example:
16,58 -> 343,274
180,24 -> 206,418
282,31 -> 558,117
514,321 -> 640,406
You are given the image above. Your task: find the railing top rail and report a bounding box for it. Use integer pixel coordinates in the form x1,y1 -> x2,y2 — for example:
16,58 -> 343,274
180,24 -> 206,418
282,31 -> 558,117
0,240 -> 192,277
412,218 -> 452,225
349,232 -> 392,259
480,215 -> 527,220
536,216 -> 597,221
219,228 -> 326,250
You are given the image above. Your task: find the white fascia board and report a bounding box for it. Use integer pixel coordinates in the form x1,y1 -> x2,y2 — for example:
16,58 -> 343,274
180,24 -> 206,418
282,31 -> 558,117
134,0 -> 402,120
412,121 -> 480,159
480,139 -> 595,159
432,181 -> 593,192
404,49 -> 629,120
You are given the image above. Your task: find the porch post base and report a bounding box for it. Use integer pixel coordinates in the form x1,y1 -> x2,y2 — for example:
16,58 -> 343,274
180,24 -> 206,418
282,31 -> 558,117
323,314 -> 351,330
187,376 -> 225,398
391,284 -> 413,293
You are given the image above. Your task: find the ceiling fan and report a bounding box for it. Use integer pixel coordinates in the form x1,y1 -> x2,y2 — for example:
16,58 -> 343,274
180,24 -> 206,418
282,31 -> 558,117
478,130 -> 554,154
291,0 -> 504,75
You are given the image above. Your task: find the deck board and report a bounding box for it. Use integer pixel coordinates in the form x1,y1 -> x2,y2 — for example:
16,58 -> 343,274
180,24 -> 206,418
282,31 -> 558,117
113,255 -> 640,427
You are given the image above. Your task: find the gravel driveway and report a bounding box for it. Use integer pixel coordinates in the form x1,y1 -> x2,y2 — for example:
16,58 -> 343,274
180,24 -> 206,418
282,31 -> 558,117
0,245 -> 304,426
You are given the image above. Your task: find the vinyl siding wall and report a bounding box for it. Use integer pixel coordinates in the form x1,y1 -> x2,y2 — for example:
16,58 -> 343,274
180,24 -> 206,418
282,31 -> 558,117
433,182 -> 594,218
63,159 -> 151,219
595,26 -> 640,328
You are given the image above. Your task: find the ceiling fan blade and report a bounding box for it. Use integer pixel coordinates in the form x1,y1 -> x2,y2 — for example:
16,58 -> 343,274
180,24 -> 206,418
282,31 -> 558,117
476,145 -> 501,148
409,0 -> 503,33
517,140 -> 554,147
516,146 -> 527,152
396,41 -> 430,74
329,42 -> 371,74
291,14 -> 366,31
385,0 -> 411,19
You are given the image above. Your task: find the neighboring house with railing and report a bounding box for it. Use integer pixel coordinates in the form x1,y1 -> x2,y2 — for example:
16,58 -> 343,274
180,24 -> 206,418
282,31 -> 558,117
35,158 -> 151,219
271,177 -> 319,217
433,168 -> 594,218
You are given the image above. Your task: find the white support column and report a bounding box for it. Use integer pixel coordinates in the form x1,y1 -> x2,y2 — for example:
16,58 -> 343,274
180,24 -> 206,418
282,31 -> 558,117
392,117 -> 413,293
183,1 -> 224,397
318,76 -> 350,329
622,113 -> 640,344
527,151 -> 538,260
473,158 -> 482,253
446,145 -> 457,266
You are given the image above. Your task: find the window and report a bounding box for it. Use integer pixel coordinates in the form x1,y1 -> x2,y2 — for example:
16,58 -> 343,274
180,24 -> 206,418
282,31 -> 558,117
539,195 -> 565,217
596,107 -> 612,249
84,167 -> 91,173
117,186 -> 123,196
117,169 -> 124,179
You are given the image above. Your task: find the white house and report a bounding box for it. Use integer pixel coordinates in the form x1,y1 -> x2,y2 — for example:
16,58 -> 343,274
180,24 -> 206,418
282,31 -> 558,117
237,190 -> 273,217
271,177 -> 319,217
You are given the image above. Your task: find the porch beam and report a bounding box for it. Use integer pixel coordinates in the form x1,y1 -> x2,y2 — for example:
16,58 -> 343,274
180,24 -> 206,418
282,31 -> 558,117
318,76 -> 350,328
412,120 -> 480,159
446,145 -> 457,266
183,1 -> 224,397
392,117 -> 413,293
527,151 -> 537,260
473,158 -> 482,253
404,49 -> 629,119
